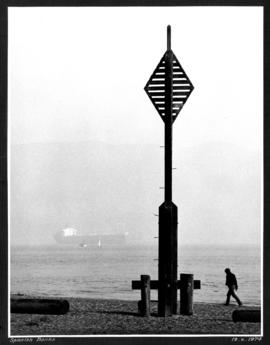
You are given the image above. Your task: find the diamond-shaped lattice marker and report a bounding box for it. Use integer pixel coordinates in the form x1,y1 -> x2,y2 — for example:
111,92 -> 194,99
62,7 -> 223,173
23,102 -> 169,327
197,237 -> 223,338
144,52 -> 194,123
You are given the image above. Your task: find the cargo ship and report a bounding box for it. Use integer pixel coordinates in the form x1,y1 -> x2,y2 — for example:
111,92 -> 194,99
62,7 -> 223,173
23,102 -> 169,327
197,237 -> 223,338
54,227 -> 128,247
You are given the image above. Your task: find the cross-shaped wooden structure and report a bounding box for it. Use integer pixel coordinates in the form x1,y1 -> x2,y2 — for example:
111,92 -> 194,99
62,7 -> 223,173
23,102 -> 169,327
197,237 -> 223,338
132,274 -> 201,316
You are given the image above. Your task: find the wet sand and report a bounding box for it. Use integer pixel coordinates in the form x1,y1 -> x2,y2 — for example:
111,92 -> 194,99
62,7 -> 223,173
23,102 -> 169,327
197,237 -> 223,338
10,296 -> 261,336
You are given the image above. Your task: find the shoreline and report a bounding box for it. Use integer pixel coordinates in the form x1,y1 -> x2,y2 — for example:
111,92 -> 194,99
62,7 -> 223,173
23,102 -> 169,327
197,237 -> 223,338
10,295 -> 262,336
11,293 -> 261,307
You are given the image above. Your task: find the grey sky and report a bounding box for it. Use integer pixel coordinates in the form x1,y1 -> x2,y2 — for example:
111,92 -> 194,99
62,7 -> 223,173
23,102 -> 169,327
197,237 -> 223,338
8,7 -> 263,246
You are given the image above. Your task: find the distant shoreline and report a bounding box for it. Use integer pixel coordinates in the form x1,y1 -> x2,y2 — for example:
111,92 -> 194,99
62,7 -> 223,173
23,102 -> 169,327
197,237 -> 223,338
10,295 -> 261,336
10,293 -> 261,308
10,243 -> 262,249
11,294 -> 261,306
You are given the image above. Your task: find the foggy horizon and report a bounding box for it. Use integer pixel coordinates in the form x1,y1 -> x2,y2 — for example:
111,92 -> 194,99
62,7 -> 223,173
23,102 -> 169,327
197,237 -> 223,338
10,139 -> 261,247
8,7 -> 263,248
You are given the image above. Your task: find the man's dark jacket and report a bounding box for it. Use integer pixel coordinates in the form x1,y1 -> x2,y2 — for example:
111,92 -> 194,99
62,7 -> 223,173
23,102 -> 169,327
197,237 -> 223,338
226,272 -> 238,289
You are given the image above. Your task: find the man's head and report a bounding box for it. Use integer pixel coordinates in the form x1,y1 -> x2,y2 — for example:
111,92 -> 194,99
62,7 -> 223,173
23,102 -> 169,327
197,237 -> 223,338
225,268 -> 230,274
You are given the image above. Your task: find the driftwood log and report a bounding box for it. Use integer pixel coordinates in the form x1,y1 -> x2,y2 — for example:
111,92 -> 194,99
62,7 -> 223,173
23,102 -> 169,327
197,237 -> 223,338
232,310 -> 260,323
11,298 -> 69,315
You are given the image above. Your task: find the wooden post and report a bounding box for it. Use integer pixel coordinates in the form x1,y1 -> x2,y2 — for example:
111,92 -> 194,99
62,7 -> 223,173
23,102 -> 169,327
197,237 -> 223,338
180,274 -> 193,315
138,275 -> 150,316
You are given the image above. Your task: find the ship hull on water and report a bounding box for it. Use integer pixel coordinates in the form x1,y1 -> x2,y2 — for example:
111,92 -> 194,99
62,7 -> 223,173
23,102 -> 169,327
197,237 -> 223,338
54,230 -> 127,246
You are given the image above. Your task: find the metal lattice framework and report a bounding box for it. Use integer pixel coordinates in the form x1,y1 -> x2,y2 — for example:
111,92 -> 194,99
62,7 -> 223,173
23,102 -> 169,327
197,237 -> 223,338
144,52 -> 194,122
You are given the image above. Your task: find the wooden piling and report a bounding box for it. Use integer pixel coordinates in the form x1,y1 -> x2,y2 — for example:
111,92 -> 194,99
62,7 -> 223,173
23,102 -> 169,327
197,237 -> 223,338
180,274 -> 193,315
138,275 -> 150,316
11,298 -> 69,315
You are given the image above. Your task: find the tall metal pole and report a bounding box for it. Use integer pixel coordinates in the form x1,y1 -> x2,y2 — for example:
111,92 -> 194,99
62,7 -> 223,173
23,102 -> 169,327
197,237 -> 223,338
164,26 -> 173,203
144,25 -> 194,316
158,25 -> 178,316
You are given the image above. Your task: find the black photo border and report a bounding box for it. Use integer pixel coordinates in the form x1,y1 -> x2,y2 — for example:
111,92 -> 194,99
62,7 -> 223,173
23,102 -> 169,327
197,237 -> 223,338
0,1 -> 269,345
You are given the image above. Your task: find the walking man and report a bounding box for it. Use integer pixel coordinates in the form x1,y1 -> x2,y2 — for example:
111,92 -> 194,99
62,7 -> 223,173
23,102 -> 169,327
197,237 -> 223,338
224,268 -> 242,306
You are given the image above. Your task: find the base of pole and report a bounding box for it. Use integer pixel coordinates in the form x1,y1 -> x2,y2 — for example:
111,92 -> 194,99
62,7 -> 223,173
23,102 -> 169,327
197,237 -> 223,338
158,201 -> 178,316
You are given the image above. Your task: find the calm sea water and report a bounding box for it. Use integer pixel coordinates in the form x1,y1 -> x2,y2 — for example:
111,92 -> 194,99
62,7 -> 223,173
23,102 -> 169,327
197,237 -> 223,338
10,245 -> 261,306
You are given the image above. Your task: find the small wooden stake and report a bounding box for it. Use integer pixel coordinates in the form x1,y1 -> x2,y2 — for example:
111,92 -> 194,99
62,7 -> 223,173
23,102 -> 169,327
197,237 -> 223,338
138,275 -> 150,316
180,274 -> 194,315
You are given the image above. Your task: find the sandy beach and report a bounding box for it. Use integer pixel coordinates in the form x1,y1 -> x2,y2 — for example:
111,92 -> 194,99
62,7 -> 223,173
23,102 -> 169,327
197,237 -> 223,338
10,296 -> 261,336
